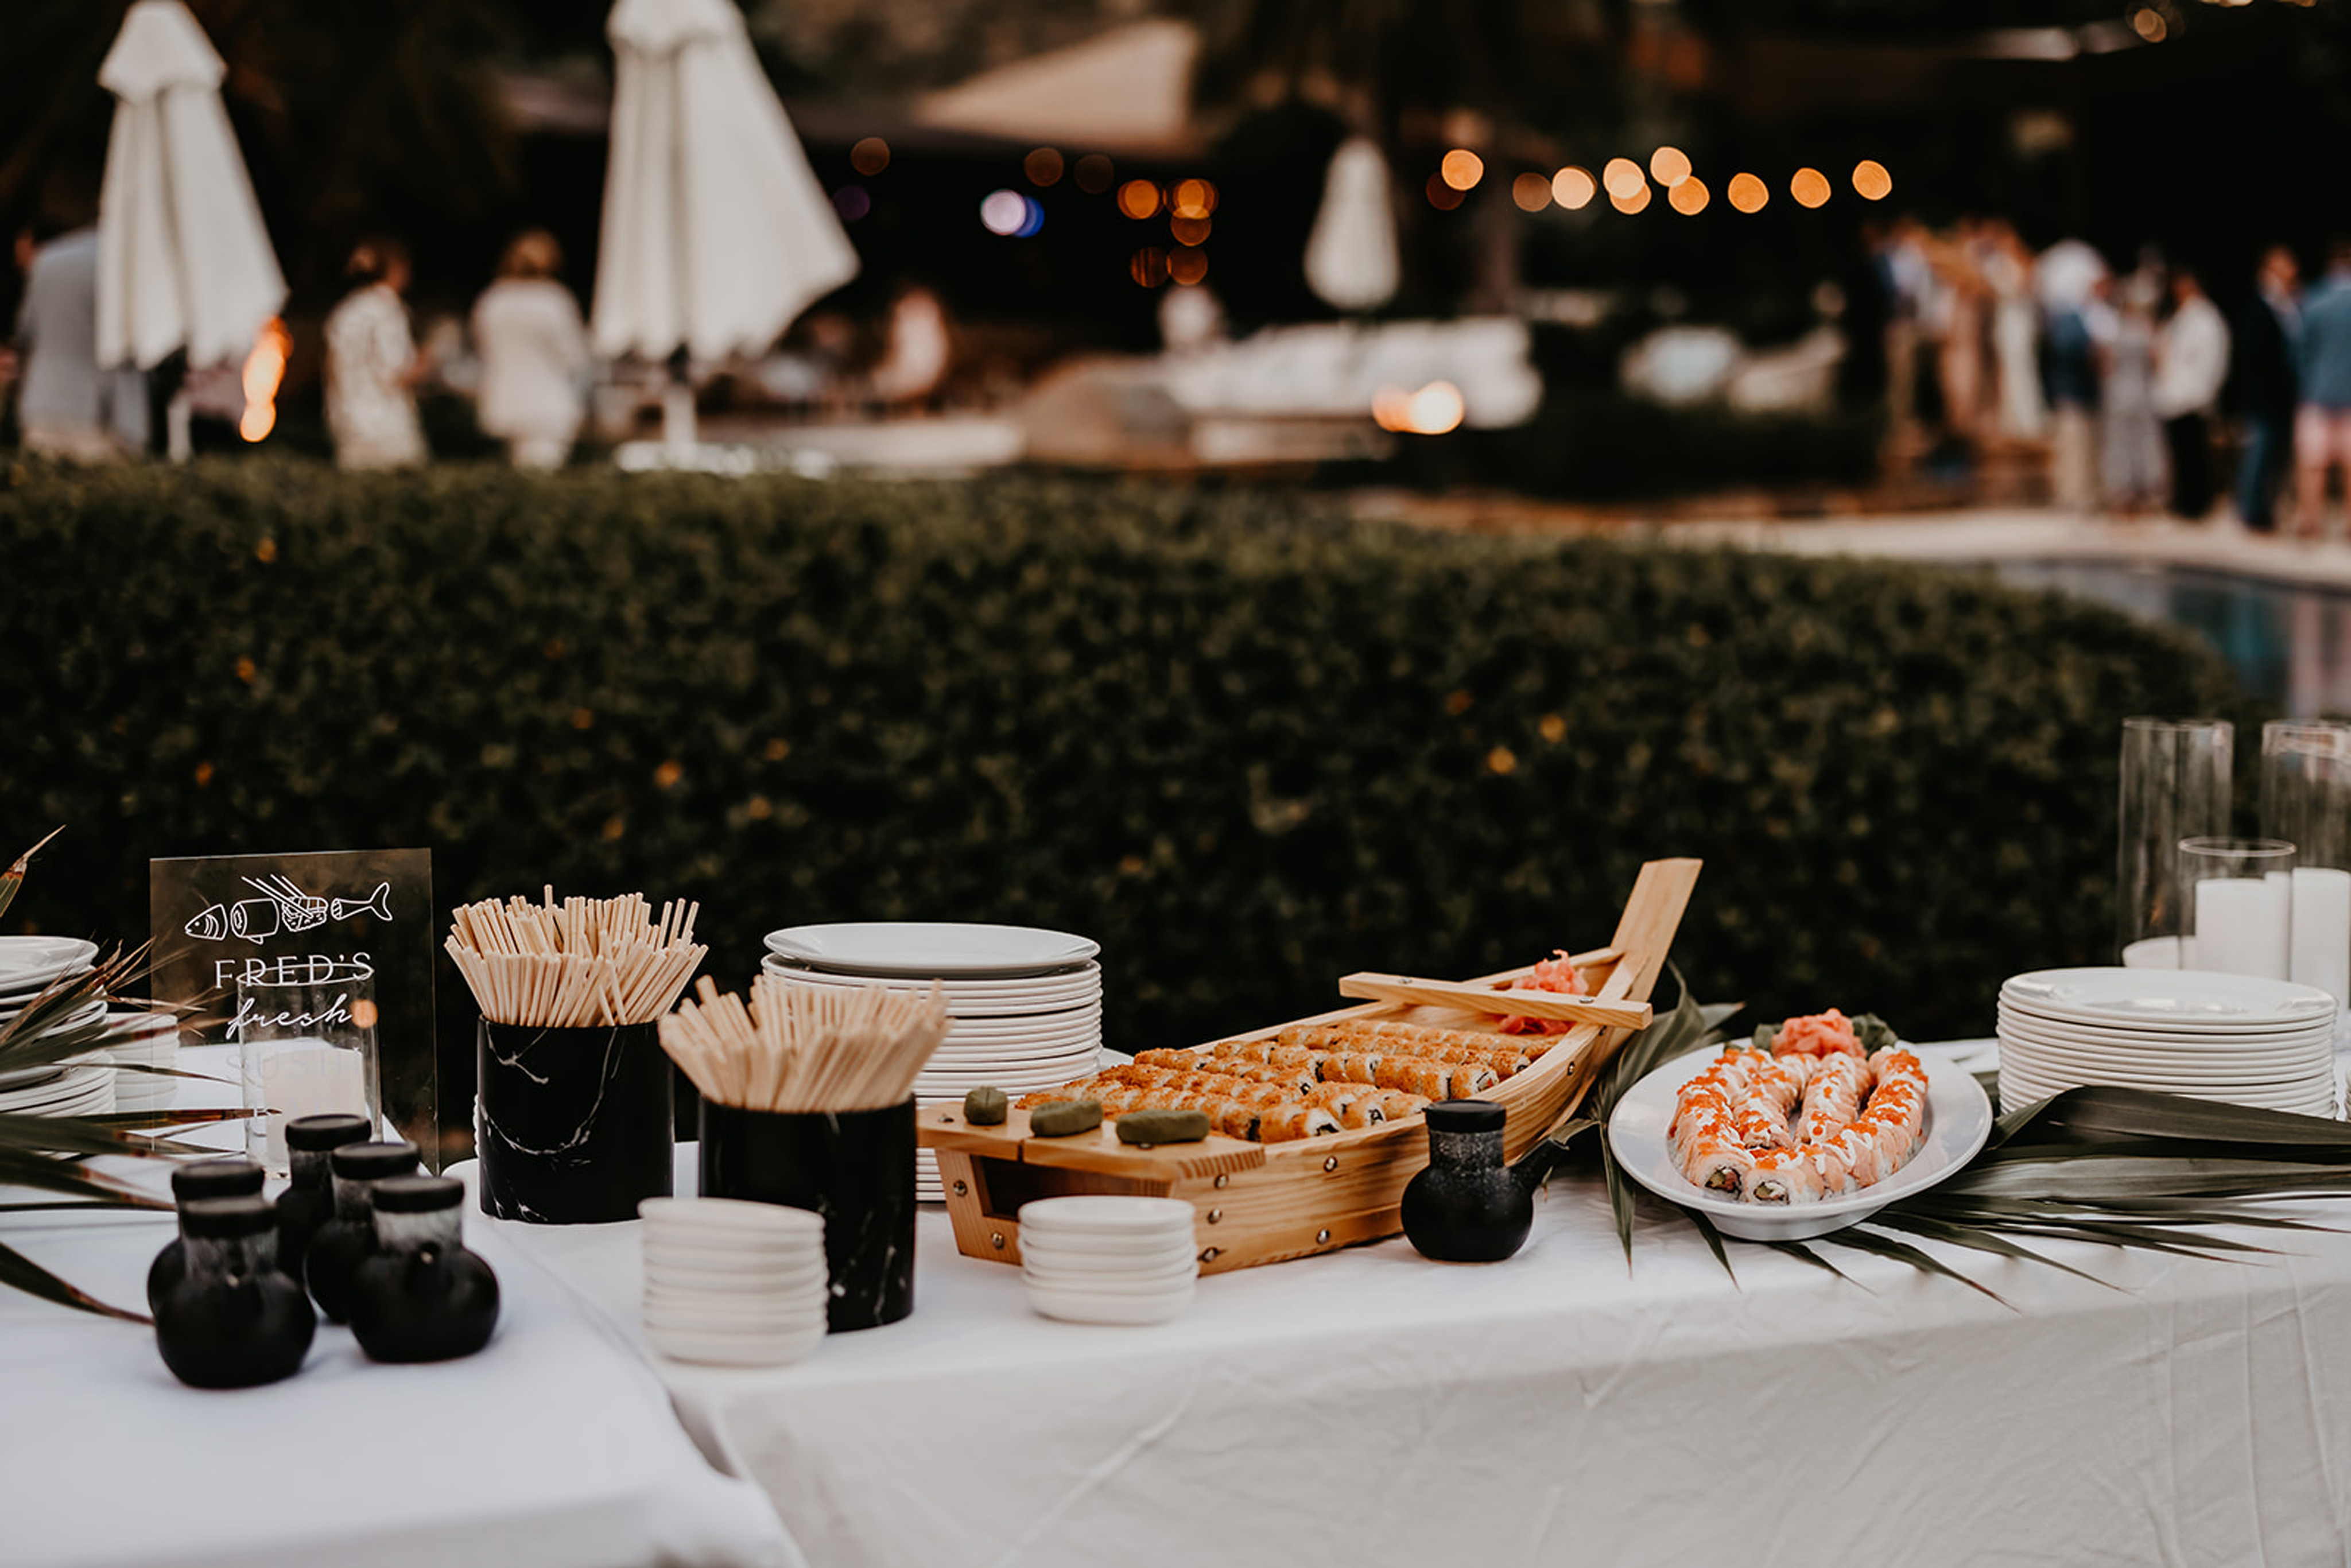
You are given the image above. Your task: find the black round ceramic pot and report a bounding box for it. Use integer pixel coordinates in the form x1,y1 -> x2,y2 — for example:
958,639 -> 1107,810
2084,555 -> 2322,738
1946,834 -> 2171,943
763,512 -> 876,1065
1399,1100 -> 1536,1263
698,1099 -> 915,1332
154,1196 -> 315,1390
476,1019 -> 673,1224
147,1158 -> 267,1315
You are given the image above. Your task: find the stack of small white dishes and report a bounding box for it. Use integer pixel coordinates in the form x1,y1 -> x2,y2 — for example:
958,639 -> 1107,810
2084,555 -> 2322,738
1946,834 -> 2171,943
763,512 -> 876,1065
1999,968 -> 2338,1116
762,922 -> 1105,1201
638,1197 -> 828,1366
0,937 -> 111,1117
103,1012 -> 179,1113
1018,1196 -> 1199,1325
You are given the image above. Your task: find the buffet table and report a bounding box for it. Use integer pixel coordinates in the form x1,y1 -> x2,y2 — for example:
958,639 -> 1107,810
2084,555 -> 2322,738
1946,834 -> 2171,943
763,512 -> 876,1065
0,1051 -> 797,1568
491,1096 -> 2351,1568
15,1043 -> 2351,1568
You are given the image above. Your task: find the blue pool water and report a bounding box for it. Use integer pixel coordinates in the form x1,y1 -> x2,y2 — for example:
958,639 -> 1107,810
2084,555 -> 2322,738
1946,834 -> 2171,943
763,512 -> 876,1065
1988,558 -> 2351,716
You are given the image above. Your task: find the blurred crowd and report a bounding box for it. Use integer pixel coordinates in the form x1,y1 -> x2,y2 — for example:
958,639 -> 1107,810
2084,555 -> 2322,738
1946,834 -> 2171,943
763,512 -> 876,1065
6,197 -> 963,472
1870,219 -> 2351,535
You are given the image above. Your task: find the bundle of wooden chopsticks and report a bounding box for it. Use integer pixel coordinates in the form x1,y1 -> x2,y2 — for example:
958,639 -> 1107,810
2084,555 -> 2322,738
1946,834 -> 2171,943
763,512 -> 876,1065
658,974 -> 948,1113
447,890 -> 707,1028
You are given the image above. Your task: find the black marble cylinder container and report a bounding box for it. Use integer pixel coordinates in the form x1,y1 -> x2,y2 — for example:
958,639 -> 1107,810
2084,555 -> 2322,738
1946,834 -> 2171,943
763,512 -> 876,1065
699,1099 -> 914,1332
476,1019 -> 673,1224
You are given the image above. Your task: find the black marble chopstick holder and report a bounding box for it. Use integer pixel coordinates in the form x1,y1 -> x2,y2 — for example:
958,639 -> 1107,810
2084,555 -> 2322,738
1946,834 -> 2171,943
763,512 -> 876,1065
476,1018 -> 674,1223
699,1098 -> 915,1332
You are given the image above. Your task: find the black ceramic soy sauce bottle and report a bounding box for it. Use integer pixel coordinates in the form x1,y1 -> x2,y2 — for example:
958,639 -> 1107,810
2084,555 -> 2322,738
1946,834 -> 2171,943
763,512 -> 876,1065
276,1113 -> 372,1288
304,1139 -> 419,1323
348,1175 -> 500,1363
153,1196 -> 316,1388
146,1158 -> 266,1315
1399,1100 -> 1552,1263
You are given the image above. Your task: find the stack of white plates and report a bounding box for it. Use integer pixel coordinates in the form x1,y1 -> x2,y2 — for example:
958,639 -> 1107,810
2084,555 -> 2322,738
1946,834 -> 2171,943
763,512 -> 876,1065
761,922 -> 1105,1201
1999,968 -> 2340,1116
1018,1196 -> 1199,1325
0,938 -> 110,1117
639,1197 -> 828,1367
103,1012 -> 179,1112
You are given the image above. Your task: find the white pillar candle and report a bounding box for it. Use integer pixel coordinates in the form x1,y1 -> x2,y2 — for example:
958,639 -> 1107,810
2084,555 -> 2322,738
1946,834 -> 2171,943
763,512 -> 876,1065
245,1038 -> 368,1170
2195,875 -> 2293,980
2290,867 -> 2351,1008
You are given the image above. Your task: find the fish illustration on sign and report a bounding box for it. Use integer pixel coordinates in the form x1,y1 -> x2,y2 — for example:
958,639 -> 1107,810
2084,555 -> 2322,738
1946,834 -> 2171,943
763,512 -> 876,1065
184,876 -> 396,944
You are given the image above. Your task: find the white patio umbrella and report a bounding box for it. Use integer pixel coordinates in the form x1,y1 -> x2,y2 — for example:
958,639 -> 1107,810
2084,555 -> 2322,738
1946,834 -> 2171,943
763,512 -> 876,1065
593,0 -> 858,447
95,0 -> 286,382
1303,137 -> 1399,313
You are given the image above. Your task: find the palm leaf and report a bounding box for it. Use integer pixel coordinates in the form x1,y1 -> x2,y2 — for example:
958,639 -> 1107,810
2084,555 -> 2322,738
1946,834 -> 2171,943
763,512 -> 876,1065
1761,1239 -> 1868,1287
1865,1208 -> 2119,1288
0,1236 -> 149,1322
1688,1206 -> 1737,1286
1821,1226 -> 2014,1309
0,828 -> 63,924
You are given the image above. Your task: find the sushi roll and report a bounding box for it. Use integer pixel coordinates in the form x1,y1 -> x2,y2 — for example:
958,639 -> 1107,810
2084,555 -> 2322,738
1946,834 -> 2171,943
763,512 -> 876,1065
1316,1052 -> 1382,1086
1678,1138 -> 1753,1198
1256,1102 -> 1344,1141
1729,1106 -> 1793,1151
1744,1148 -> 1829,1205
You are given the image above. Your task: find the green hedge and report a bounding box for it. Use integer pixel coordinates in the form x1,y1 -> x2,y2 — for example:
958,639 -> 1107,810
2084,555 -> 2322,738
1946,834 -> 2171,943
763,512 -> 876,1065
1,460 -> 2244,1146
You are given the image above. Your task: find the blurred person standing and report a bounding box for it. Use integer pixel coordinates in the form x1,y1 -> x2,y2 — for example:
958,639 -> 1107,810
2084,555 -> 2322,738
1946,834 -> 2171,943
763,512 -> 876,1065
2295,239 -> 2351,540
2038,237 -> 2109,510
471,230 -> 590,469
2100,272 -> 2166,515
2152,266 -> 2230,521
11,214 -> 145,460
1984,222 -> 2046,441
2234,245 -> 2300,532
325,238 -> 425,469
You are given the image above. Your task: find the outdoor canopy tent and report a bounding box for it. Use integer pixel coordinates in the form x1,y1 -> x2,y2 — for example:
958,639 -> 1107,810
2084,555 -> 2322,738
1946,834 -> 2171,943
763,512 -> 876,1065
94,0 -> 286,374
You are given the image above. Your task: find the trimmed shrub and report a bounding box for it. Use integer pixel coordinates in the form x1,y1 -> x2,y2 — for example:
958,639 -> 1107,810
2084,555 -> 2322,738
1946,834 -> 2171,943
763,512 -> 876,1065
1,460 -> 2244,1146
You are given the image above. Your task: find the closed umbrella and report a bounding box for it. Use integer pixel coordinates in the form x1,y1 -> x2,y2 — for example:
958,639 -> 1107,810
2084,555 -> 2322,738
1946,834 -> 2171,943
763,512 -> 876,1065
95,0 -> 285,380
1303,137 -> 1399,313
593,0 -> 858,448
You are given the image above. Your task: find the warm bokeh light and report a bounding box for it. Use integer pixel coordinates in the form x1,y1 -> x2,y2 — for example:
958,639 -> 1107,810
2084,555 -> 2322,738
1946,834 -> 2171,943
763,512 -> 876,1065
1074,153 -> 1116,193
980,189 -> 1030,235
1170,213 -> 1211,245
1025,147 -> 1064,186
1440,149 -> 1485,191
1602,158 -> 1646,199
1426,173 -> 1465,211
1117,179 -> 1162,219
1790,167 -> 1832,208
239,318 -> 289,444
1171,178 -> 1218,218
1668,176 -> 1709,215
849,137 -> 890,176
2131,6 -> 2168,40
1611,181 -> 1652,215
1852,160 -> 1893,200
1727,172 -> 1768,213
1511,172 -> 1552,212
1650,146 -> 1692,187
1168,246 -> 1209,286
1130,247 -> 1169,287
1384,381 -> 1465,436
1552,166 -> 1597,209
1409,383 -> 1465,436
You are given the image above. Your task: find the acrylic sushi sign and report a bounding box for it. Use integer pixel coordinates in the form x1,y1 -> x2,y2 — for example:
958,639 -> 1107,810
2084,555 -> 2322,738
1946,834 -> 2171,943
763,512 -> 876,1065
150,848 -> 436,1154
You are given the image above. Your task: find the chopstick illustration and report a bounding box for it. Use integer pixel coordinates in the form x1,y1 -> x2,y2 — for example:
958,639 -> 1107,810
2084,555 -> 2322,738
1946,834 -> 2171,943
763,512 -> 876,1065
183,876 -> 397,944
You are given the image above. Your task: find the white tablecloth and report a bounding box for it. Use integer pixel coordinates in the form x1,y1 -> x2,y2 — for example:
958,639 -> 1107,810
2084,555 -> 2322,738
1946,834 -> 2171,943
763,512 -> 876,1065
0,1050 -> 796,1568
494,1112 -> 2351,1568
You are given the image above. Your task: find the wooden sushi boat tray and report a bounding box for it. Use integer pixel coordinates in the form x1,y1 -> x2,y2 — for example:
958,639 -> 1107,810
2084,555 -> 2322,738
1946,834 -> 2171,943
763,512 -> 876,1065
920,857 -> 1701,1274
